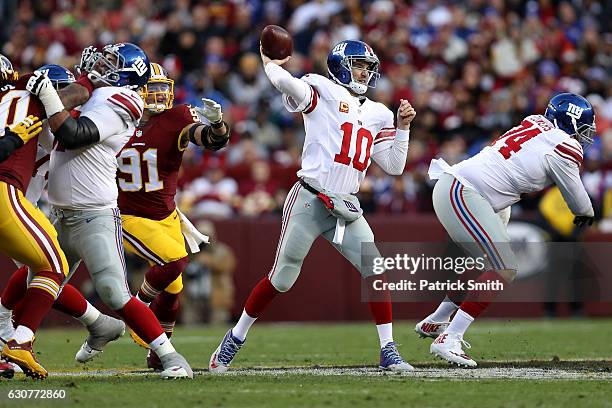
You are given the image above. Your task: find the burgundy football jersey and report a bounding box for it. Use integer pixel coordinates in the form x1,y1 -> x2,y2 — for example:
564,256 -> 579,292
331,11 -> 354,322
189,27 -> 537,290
117,104 -> 199,220
0,75 -> 46,193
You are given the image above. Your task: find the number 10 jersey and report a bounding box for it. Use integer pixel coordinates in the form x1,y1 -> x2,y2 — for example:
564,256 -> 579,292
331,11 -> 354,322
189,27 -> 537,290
287,74 -> 398,194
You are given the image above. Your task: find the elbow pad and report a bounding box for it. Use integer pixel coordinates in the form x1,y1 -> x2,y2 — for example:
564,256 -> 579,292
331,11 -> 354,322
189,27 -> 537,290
54,116 -> 100,149
190,122 -> 230,151
0,132 -> 25,163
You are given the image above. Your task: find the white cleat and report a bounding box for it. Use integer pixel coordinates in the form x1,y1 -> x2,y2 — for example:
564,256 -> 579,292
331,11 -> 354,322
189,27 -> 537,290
209,329 -> 245,374
159,352 -> 193,379
415,316 -> 450,339
0,309 -> 15,344
0,310 -> 20,372
75,314 -> 126,363
430,332 -> 477,367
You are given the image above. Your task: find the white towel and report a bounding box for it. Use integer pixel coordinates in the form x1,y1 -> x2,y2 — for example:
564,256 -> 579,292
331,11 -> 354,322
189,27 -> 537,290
176,208 -> 210,253
427,158 -> 452,180
332,218 -> 346,245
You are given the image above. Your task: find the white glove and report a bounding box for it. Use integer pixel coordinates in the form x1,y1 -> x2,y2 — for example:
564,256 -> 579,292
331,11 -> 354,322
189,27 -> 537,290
197,98 -> 223,124
26,71 -> 65,117
75,46 -> 98,75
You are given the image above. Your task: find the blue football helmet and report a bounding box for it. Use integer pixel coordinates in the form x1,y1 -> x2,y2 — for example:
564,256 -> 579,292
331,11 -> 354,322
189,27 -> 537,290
87,43 -> 150,90
327,40 -> 380,95
545,93 -> 596,146
0,53 -> 18,84
35,64 -> 75,90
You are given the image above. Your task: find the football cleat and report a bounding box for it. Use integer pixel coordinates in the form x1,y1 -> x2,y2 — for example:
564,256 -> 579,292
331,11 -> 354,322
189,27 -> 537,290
1,338 -> 48,379
146,349 -> 163,371
379,342 -> 414,372
430,332 -> 477,367
159,352 -> 193,379
209,329 -> 244,373
415,316 -> 450,339
75,314 -> 126,363
0,360 -> 15,379
0,309 -> 15,344
128,327 -> 150,349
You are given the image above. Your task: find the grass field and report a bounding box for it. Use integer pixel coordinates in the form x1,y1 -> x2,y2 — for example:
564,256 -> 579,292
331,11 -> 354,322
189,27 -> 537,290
0,319 -> 611,407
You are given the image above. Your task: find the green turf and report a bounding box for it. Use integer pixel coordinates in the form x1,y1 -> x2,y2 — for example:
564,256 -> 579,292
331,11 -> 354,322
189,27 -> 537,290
0,319 -> 611,407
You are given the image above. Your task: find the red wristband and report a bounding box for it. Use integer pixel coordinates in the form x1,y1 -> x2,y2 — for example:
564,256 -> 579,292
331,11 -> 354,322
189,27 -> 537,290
75,74 -> 94,96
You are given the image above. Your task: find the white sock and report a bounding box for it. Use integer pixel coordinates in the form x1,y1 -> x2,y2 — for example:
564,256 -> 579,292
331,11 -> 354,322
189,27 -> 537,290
429,296 -> 459,322
77,302 -> 100,326
446,309 -> 474,336
136,293 -> 151,307
0,301 -> 11,315
149,333 -> 175,357
12,325 -> 34,343
232,309 -> 257,342
376,323 -> 393,348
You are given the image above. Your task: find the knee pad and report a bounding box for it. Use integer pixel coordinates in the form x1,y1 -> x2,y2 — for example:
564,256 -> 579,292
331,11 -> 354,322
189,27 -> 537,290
269,265 -> 300,292
94,275 -> 131,310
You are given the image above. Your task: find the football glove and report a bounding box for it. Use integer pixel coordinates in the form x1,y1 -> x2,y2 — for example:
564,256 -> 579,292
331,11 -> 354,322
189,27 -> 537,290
197,98 -> 223,125
26,71 -> 65,117
6,115 -> 43,145
573,215 -> 594,227
75,46 -> 98,75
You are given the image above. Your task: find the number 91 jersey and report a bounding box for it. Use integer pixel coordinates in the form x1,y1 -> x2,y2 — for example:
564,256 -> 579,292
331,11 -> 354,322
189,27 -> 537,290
288,74 -> 396,194
117,104 -> 199,220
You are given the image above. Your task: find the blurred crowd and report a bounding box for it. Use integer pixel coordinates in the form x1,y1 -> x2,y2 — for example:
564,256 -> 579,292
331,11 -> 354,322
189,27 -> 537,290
2,0 -> 611,222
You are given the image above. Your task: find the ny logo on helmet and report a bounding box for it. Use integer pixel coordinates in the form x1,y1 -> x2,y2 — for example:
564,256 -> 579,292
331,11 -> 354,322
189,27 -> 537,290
566,103 -> 584,120
133,58 -> 148,77
332,43 -> 347,57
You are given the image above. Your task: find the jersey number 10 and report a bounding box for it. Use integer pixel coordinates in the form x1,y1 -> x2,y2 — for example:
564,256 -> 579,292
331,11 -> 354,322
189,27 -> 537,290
334,122 -> 373,171
118,148 -> 163,192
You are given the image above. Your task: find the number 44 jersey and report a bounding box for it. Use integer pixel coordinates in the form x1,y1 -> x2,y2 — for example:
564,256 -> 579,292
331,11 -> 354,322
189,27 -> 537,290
117,104 -> 199,220
438,114 -> 592,216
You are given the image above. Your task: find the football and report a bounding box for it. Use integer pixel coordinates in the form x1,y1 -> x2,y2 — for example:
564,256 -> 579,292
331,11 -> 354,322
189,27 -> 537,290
260,25 -> 293,60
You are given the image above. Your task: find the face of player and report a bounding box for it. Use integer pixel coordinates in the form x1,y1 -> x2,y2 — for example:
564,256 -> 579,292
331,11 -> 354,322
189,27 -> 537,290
351,60 -> 371,85
143,81 -> 173,113
92,51 -> 118,77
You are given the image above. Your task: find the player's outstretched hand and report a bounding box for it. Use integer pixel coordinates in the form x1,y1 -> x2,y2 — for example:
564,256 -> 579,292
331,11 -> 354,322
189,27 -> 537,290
397,99 -> 416,130
260,44 -> 291,67
6,115 -> 43,145
197,98 -> 223,124
573,215 -> 594,227
76,46 -> 98,75
26,71 -> 54,97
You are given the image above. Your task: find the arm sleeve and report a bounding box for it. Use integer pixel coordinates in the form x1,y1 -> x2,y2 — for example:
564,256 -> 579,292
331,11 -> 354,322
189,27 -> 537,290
544,153 -> 594,217
81,104 -> 128,142
0,132 -> 24,163
371,110 -> 409,176
264,62 -> 313,112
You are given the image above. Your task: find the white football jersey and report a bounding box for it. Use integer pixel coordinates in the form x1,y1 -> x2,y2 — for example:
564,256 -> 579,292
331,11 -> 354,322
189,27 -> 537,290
285,74 -> 397,194
430,114 -> 592,215
25,124 -> 53,205
48,87 -> 143,209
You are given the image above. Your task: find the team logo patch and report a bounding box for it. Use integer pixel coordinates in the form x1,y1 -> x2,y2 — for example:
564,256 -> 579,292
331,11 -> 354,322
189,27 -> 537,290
339,102 -> 349,113
343,200 -> 358,212
135,130 -> 143,137
566,103 -> 584,120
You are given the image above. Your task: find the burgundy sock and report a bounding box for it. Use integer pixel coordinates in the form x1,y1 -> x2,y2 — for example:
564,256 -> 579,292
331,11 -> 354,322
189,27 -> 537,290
244,277 -> 280,317
150,292 -> 180,338
1,265 -> 29,309
116,297 -> 164,344
16,271 -> 62,331
138,257 -> 188,303
52,284 -> 87,318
